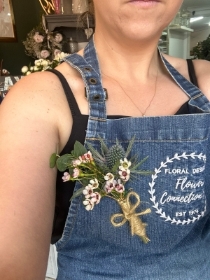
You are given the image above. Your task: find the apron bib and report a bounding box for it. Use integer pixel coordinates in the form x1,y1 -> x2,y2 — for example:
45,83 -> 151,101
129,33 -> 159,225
56,39 -> 210,280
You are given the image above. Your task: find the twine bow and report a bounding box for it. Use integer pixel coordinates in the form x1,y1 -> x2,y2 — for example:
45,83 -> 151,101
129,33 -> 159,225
111,191 -> 151,243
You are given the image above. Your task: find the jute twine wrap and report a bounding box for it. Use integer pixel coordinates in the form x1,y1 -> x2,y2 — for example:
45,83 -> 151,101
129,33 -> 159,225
111,191 -> 151,243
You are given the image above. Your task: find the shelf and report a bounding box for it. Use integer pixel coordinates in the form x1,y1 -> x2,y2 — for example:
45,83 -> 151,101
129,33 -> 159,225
159,41 -> 168,44
169,25 -> 194,32
45,14 -> 94,31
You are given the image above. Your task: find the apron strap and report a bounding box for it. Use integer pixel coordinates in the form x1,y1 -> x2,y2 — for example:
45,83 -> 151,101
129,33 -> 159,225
159,52 -> 210,113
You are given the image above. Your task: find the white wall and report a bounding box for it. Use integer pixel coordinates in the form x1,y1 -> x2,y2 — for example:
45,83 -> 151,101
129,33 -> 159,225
190,27 -> 210,50
168,29 -> 191,59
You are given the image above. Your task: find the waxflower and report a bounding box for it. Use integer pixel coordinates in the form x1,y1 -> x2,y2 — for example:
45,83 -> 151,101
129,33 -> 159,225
119,168 -> 130,182
104,181 -> 115,193
90,192 -> 101,204
73,168 -> 80,178
119,158 -> 131,170
89,179 -> 99,189
72,159 -> 82,167
83,185 -> 95,198
104,173 -> 114,182
83,199 -> 94,211
62,172 -> 71,182
115,180 -> 125,193
79,151 -> 93,163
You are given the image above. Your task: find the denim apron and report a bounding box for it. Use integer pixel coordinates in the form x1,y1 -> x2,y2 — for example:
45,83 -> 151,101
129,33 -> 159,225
56,39 -> 210,280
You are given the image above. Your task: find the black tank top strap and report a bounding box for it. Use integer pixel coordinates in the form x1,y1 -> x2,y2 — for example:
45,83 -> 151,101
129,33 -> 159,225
47,68 -> 81,116
186,59 -> 199,88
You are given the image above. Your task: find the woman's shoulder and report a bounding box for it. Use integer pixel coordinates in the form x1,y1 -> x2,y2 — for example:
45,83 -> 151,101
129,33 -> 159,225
163,54 -> 210,100
1,67 -> 75,152
5,70 -> 66,122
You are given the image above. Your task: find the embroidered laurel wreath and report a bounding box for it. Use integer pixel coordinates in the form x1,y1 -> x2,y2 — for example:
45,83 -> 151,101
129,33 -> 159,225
50,137 -> 152,243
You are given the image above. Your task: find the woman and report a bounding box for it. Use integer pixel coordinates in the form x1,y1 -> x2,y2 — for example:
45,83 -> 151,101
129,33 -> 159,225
0,0 -> 210,279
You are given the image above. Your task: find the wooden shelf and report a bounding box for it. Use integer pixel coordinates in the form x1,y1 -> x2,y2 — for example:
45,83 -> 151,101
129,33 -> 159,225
45,14 -> 94,32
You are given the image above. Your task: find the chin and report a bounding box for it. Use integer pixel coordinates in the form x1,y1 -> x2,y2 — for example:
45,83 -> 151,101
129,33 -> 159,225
118,22 -> 163,42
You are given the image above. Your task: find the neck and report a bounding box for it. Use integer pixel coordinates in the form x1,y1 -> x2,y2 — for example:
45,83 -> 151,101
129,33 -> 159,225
94,30 -> 161,83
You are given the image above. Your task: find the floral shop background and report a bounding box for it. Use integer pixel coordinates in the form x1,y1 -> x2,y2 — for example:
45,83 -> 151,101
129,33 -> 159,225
0,0 -> 43,75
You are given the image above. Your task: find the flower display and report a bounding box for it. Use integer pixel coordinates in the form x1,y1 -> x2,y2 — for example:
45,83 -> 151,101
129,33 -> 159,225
21,52 -> 69,75
50,137 -> 153,243
23,20 -> 69,60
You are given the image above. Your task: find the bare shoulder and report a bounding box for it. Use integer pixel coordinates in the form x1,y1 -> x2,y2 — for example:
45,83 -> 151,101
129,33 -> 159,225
2,66 -> 76,151
3,70 -> 64,115
162,54 -> 210,101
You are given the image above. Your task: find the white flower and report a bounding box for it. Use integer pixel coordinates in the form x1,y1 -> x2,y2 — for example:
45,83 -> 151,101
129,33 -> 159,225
42,65 -> 51,71
30,66 -> 34,71
21,66 -> 29,73
72,159 -> 82,167
73,168 -> 80,178
35,59 -> 43,66
90,192 -> 101,204
119,168 -> 130,182
83,185 -> 94,198
79,151 -> 93,163
115,180 -> 125,193
33,66 -> 39,71
84,151 -> 93,162
41,59 -> 49,66
62,172 -> 71,182
54,52 -> 69,61
26,71 -> 32,75
119,158 -> 131,170
104,173 -> 114,182
104,181 -> 115,193
89,179 -> 99,189
83,199 -> 94,211
60,52 -> 69,59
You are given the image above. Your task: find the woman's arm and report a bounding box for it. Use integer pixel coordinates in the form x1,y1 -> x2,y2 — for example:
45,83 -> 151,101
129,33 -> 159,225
0,71 -> 69,279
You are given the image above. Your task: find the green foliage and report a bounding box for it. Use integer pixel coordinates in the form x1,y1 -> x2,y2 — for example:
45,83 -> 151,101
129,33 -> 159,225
73,141 -> 87,157
50,153 -> 58,168
98,136 -> 109,157
125,136 -> 135,158
70,187 -> 85,201
56,154 -> 73,172
191,34 -> 210,61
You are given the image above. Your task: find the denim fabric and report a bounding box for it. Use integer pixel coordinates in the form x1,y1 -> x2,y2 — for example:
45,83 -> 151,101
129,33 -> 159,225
56,39 -> 210,279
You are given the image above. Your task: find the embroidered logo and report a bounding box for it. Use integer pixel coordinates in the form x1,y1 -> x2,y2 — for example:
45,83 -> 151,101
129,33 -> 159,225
148,152 -> 206,225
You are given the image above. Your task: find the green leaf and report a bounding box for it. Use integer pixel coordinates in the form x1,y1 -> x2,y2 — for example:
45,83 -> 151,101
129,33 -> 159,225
73,141 -> 87,157
125,136 -> 135,158
70,187 -> 85,201
86,143 -> 105,162
132,170 -> 153,175
56,154 -> 72,172
98,136 -> 109,156
50,153 -> 58,168
131,156 -> 149,170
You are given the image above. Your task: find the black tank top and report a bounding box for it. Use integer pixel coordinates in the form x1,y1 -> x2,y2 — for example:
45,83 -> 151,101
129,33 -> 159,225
50,59 -> 199,244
